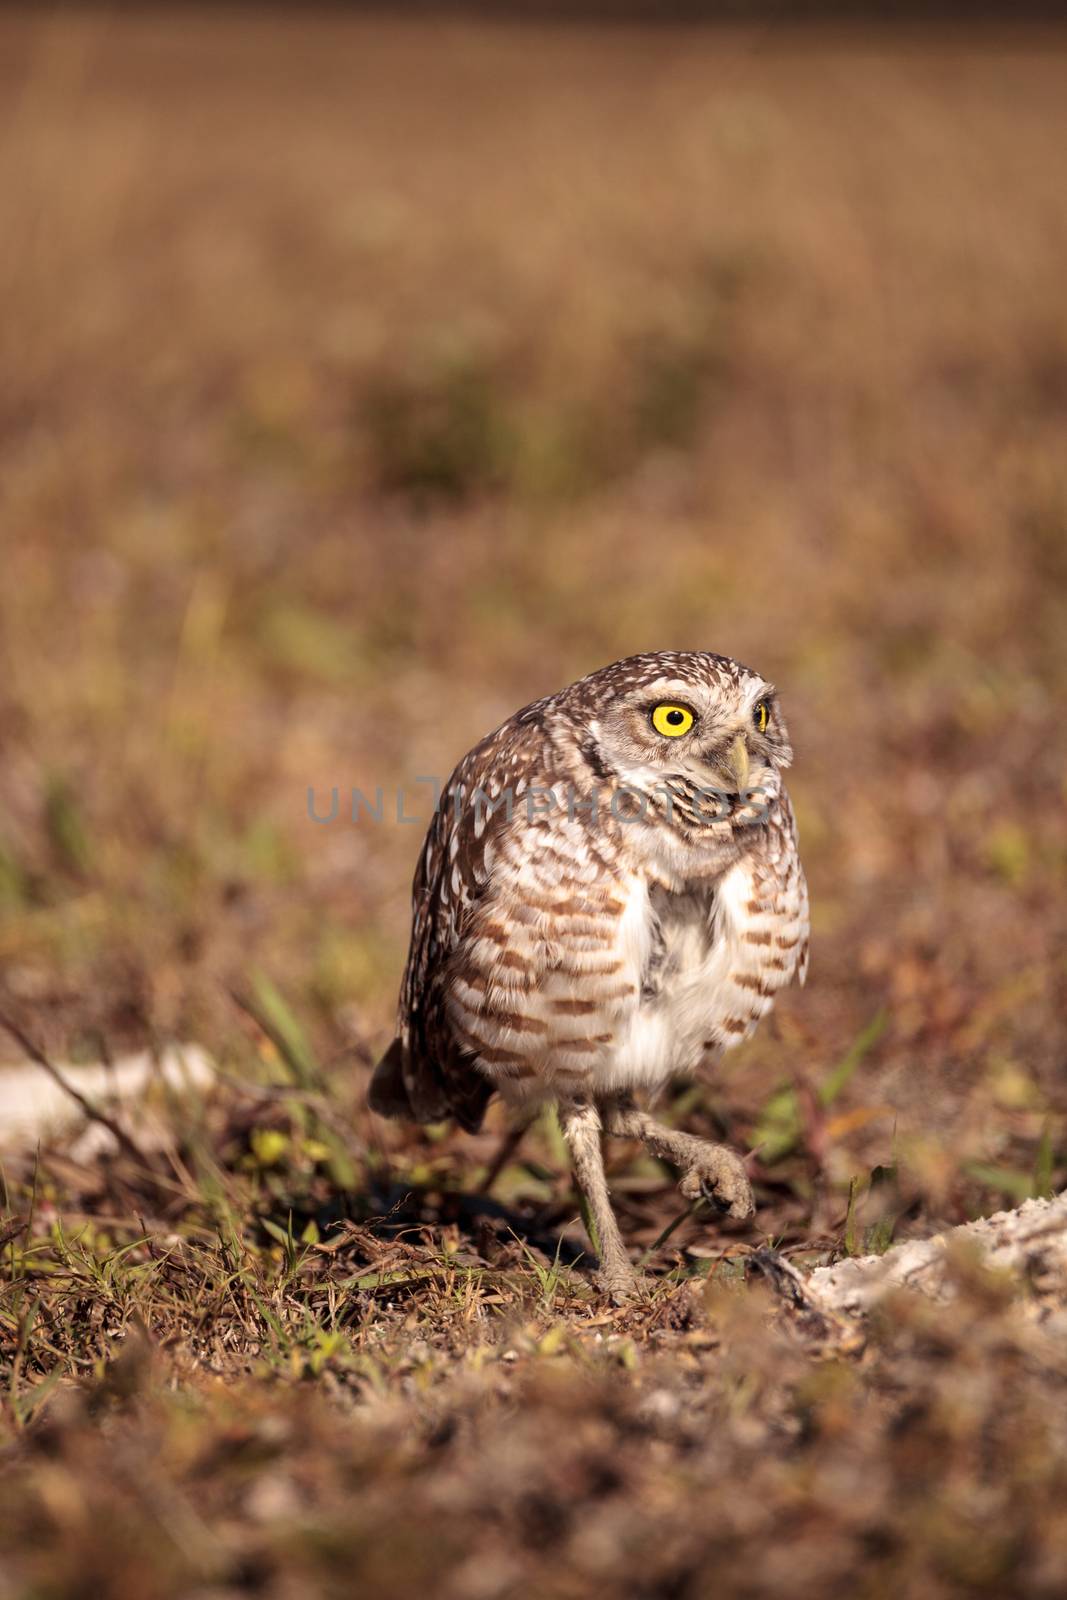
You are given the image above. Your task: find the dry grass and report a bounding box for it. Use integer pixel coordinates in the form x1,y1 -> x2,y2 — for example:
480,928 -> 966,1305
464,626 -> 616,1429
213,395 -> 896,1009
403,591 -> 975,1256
2,10 -> 1067,1596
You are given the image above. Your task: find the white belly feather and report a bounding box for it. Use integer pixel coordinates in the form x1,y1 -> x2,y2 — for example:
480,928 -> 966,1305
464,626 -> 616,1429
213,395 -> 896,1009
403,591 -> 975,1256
591,850 -> 806,1097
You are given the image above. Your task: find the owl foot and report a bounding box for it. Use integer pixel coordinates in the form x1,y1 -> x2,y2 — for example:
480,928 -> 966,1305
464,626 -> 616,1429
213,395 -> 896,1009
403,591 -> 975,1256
678,1145 -> 754,1221
592,1264 -> 643,1305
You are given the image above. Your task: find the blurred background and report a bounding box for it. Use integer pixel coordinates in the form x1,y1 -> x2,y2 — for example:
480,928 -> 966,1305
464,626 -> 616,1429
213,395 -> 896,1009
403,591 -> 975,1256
1,5 -> 1066,1237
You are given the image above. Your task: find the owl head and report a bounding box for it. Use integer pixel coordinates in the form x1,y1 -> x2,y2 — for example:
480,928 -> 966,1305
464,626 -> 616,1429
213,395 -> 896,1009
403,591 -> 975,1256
556,650 -> 792,830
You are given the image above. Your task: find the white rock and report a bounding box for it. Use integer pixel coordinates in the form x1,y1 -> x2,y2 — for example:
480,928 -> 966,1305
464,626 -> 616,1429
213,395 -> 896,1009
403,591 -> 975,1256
807,1192 -> 1067,1315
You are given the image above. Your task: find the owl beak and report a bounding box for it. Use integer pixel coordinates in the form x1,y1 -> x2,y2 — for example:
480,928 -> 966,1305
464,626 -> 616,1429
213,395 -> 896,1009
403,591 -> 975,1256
709,734 -> 750,795
727,734 -> 750,794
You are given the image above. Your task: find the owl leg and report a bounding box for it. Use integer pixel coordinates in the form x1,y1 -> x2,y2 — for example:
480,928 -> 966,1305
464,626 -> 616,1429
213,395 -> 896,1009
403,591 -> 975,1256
557,1096 -> 637,1300
602,1097 -> 754,1221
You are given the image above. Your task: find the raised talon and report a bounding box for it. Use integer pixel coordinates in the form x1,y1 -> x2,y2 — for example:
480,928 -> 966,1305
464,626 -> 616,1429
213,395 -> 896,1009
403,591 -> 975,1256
699,1178 -> 733,1214
679,1150 -> 754,1221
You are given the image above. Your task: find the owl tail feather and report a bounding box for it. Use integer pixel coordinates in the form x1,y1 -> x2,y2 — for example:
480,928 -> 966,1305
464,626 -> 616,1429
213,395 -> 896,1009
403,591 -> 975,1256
368,1038 -> 414,1121
369,1035 -> 492,1134
369,1035 -> 454,1125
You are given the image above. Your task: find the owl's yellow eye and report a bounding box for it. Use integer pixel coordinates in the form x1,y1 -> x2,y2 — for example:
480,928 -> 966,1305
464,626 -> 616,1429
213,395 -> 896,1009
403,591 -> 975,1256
753,700 -> 770,734
650,703 -> 695,738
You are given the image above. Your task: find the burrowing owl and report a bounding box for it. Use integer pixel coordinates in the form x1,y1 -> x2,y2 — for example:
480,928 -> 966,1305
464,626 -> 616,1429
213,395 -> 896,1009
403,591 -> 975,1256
371,651 -> 808,1296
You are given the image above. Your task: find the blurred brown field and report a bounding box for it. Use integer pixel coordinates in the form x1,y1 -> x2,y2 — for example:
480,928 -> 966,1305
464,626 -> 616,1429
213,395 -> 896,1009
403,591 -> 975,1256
3,11 -> 1067,1596
4,7 -> 1067,1209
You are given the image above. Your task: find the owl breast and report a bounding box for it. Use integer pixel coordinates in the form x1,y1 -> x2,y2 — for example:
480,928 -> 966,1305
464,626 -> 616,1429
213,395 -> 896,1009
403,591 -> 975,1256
606,855 -> 803,1094
447,819 -> 808,1108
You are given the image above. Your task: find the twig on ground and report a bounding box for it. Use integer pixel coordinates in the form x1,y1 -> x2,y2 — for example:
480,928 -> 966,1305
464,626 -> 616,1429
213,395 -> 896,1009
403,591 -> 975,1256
476,1119 -> 531,1195
0,1012 -> 148,1167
